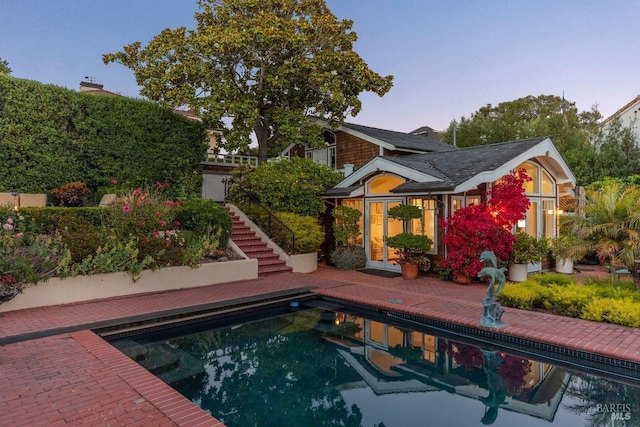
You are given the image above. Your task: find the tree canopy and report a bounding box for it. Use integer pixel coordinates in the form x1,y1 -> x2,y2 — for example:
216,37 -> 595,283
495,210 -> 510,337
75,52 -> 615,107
0,57 -> 11,75
441,95 -> 605,185
104,0 -> 393,163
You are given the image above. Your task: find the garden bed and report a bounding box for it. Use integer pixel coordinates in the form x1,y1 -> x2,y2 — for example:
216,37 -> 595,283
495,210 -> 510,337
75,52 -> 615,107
0,258 -> 257,313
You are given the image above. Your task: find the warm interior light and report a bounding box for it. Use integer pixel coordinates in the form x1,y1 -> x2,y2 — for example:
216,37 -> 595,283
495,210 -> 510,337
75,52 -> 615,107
547,209 -> 554,215
558,209 -> 564,215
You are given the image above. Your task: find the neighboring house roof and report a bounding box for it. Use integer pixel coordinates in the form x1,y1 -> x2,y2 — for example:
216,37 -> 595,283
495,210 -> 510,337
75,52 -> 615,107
172,109 -> 201,121
79,81 -> 120,97
339,121 -> 454,153
330,137 -> 575,196
409,125 -> 442,140
600,94 -> 640,127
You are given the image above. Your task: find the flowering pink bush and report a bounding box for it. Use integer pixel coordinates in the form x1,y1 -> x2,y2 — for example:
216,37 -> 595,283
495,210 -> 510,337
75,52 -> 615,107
439,169 -> 531,278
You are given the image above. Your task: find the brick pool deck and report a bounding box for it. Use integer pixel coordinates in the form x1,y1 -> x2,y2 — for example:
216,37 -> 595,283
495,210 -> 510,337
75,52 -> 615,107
0,266 -> 638,426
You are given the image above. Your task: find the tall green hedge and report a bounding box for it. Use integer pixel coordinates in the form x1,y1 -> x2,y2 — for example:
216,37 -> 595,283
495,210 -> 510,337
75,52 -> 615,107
0,75 -> 207,195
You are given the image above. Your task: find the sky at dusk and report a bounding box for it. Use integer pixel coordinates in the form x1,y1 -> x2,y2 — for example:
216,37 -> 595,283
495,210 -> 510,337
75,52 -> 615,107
2,0 -> 639,133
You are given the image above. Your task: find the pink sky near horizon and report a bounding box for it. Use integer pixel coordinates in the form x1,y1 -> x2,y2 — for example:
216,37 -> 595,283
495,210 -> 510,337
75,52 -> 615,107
2,0 -> 639,133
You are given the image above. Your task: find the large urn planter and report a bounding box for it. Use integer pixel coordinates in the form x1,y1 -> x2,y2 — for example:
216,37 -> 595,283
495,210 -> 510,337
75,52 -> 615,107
401,263 -> 419,280
508,263 -> 528,282
555,258 -> 574,274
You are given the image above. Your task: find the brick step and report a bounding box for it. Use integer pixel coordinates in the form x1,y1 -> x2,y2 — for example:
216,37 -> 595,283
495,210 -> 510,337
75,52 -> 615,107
259,265 -> 293,276
250,252 -> 282,260
238,245 -> 272,254
257,257 -> 287,266
231,236 -> 263,244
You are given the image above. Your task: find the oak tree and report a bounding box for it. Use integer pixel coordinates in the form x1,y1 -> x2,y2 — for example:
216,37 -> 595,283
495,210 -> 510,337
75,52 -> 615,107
104,0 -> 393,163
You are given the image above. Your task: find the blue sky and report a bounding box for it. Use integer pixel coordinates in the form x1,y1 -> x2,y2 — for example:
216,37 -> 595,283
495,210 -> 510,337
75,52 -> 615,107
2,0 -> 639,132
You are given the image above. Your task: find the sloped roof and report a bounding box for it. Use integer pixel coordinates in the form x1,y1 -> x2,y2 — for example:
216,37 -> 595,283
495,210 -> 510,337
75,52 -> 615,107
339,121 -> 454,153
387,137 -> 548,192
329,136 -> 574,196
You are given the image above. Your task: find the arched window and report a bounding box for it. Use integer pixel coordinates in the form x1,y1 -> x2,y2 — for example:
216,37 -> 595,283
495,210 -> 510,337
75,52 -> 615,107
516,162 -> 557,239
366,175 -> 405,195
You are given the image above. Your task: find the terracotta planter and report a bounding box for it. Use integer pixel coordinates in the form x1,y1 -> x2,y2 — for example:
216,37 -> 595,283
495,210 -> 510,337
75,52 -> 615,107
401,263 -> 419,280
455,273 -> 472,285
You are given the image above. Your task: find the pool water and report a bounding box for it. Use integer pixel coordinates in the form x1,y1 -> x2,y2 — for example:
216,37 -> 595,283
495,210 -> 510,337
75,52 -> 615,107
109,308 -> 640,427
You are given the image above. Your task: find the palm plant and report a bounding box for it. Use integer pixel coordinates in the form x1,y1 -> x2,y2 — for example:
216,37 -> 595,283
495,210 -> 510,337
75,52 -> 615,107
564,181 -> 640,290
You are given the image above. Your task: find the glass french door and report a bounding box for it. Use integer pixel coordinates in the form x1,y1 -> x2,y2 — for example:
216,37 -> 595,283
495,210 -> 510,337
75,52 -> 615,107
366,199 -> 403,270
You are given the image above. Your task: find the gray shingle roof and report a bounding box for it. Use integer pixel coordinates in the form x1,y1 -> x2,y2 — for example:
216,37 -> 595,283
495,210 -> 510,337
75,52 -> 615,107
386,137 -> 548,193
341,122 -> 453,152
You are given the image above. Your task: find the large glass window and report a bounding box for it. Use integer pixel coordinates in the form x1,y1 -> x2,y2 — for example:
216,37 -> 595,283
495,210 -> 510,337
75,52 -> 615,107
409,198 -> 437,253
517,162 -> 557,238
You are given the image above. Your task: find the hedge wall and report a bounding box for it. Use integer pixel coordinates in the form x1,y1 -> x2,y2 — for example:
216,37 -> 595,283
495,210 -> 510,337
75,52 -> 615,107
0,75 -> 207,196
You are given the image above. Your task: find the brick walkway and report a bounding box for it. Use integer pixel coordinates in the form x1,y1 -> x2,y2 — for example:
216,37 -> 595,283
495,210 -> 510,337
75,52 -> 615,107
0,266 -> 638,426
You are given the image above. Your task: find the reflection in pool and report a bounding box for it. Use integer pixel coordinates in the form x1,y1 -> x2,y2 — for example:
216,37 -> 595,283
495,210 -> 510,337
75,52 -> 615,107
109,308 -> 639,427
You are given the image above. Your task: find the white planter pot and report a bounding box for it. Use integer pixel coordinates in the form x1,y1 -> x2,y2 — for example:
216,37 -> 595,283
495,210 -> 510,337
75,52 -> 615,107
508,263 -> 528,282
555,258 -> 574,274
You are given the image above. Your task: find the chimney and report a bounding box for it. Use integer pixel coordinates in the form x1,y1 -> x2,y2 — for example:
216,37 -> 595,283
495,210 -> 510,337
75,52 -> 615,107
343,164 -> 354,176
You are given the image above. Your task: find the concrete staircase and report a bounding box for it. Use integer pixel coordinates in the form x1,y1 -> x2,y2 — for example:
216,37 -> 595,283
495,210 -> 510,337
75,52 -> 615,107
226,206 -> 293,276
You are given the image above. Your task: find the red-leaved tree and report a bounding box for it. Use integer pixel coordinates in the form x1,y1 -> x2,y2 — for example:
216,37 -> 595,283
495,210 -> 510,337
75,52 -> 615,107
439,169 -> 531,279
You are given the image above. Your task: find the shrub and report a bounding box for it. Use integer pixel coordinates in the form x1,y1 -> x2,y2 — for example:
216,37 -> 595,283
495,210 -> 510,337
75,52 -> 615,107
528,272 -> 575,287
0,75 -> 206,195
227,158 -> 343,216
175,198 -> 232,245
63,236 -> 154,279
57,214 -> 102,263
583,277 -> 640,301
275,212 -> 324,254
498,283 -> 546,311
0,211 -> 68,290
510,232 -> 548,264
543,285 -> 597,317
50,182 -> 91,207
581,298 -> 640,328
330,246 -> 367,270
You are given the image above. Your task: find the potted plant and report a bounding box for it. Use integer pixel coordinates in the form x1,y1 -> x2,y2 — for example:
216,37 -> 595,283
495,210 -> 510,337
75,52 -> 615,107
385,204 -> 433,280
508,232 -> 548,282
549,234 -> 584,274
329,205 -> 366,270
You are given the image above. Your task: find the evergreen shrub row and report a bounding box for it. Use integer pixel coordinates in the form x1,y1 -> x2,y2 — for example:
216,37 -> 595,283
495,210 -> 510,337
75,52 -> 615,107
499,273 -> 640,327
0,75 -> 207,196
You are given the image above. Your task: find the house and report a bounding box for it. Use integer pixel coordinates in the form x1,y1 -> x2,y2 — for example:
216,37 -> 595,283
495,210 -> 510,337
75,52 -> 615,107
282,119 -> 452,176
600,94 -> 640,135
320,122 -> 575,273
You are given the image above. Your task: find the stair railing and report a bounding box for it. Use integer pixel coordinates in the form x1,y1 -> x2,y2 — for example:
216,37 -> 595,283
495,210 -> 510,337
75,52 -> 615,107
235,192 -> 296,254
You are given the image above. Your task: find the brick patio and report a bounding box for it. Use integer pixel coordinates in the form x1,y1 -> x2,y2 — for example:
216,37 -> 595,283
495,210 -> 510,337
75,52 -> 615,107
0,265 -> 638,426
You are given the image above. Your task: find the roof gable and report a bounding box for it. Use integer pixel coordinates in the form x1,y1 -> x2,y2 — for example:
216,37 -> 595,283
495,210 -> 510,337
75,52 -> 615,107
331,137 -> 575,194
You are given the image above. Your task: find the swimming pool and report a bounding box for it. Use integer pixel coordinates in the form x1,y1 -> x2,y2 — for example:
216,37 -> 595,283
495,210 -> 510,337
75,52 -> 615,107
107,303 -> 640,427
